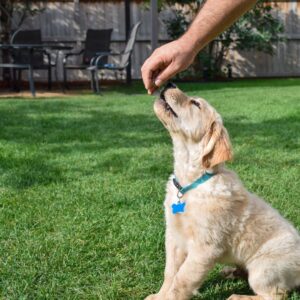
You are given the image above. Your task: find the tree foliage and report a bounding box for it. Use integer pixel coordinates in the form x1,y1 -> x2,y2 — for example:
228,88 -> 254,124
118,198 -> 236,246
0,0 -> 47,43
0,0 -> 47,82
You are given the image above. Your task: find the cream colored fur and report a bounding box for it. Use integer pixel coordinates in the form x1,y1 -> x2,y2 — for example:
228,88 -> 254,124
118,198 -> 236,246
145,87 -> 300,300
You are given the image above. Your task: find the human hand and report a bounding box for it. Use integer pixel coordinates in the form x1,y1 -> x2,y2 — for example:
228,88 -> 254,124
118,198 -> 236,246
141,39 -> 197,94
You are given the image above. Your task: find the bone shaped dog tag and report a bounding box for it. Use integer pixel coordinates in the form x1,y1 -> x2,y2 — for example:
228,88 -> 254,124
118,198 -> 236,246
172,201 -> 186,214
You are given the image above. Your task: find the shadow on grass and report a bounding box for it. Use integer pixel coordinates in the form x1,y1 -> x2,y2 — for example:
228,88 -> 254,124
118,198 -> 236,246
0,100 -> 298,189
0,101 -> 169,189
0,101 -> 166,148
0,155 -> 65,188
226,115 -> 299,150
0,102 -> 297,151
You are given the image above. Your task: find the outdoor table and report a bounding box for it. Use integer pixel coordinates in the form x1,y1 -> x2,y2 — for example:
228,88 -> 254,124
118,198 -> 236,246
0,43 -> 73,96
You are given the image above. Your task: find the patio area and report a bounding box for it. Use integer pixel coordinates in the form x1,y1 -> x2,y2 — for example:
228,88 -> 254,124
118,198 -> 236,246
0,79 -> 299,299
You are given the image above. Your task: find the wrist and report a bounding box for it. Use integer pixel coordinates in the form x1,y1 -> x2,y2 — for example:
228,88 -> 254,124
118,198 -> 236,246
178,33 -> 202,58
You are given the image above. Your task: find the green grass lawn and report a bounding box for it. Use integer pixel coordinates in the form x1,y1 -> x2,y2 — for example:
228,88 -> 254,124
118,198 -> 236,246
0,79 -> 299,300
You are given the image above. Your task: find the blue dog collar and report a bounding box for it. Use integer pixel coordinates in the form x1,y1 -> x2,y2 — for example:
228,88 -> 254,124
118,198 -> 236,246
171,172 -> 215,214
173,172 -> 215,198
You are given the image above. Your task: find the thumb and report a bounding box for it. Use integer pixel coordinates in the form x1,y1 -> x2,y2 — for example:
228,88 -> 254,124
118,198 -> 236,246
154,63 -> 179,87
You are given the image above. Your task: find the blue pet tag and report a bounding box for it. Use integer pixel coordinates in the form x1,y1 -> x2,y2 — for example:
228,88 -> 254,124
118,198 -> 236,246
172,201 -> 186,214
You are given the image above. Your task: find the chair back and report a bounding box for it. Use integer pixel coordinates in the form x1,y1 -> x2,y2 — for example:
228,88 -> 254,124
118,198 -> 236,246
83,29 -> 113,65
120,22 -> 141,68
11,29 -> 44,66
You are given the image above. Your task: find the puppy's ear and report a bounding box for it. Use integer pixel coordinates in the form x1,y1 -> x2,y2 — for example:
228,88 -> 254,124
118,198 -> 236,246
202,121 -> 233,168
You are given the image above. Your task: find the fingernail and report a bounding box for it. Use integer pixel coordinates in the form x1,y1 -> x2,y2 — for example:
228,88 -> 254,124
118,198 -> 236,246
154,79 -> 162,87
148,90 -> 152,95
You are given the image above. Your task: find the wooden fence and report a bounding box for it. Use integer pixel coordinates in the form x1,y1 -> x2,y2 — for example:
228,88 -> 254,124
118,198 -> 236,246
229,1 -> 300,77
1,1 -> 300,81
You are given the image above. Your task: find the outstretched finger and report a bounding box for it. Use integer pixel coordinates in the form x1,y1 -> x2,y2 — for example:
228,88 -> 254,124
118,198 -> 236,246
153,63 -> 179,88
141,57 -> 164,92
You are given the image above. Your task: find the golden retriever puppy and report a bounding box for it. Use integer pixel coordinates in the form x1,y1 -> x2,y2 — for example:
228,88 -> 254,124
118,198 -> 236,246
145,83 -> 300,300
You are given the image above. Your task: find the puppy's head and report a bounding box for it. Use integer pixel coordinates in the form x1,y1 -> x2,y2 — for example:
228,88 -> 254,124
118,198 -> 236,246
154,83 -> 233,168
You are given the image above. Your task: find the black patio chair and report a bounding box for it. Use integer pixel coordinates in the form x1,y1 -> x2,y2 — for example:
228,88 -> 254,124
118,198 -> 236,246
11,29 -> 54,90
63,29 -> 113,89
88,22 -> 141,93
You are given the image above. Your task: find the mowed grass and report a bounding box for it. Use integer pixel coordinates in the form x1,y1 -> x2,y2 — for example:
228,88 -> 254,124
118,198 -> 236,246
0,79 -> 299,300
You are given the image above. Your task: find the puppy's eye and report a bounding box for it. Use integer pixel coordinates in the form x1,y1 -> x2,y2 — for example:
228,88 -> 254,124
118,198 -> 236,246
191,100 -> 201,109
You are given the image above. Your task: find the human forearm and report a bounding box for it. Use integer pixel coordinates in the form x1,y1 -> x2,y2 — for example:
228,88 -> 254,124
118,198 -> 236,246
141,0 -> 258,94
180,0 -> 258,54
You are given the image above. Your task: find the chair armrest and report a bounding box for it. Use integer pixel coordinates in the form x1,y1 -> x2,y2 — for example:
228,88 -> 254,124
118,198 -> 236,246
42,50 -> 53,65
63,49 -> 84,64
90,51 -> 110,66
93,54 -> 111,68
91,51 -> 126,68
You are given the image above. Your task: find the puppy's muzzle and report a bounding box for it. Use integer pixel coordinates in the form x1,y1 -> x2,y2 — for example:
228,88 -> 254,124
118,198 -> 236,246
160,82 -> 177,100
159,82 -> 178,118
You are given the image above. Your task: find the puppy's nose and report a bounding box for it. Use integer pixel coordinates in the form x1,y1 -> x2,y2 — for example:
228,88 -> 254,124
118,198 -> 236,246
165,82 -> 177,90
